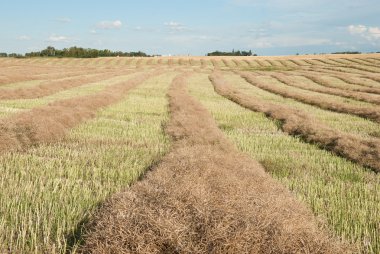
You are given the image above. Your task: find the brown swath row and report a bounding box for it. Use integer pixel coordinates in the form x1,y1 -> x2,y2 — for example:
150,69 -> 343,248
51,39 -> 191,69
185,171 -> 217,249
279,60 -> 297,68
210,59 -> 220,69
344,58 -> 380,67
302,68 -> 380,94
366,58 -> 380,65
302,64 -> 378,77
270,72 -> 380,105
79,73 -> 349,254
199,59 -> 207,68
329,75 -> 380,94
0,70 -> 161,154
308,64 -> 380,82
287,59 -> 303,66
336,69 -> 380,83
238,71 -> 380,123
0,70 -> 136,100
0,65 -> 112,86
300,72 -> 380,96
302,59 -> 323,66
0,66 -> 72,84
341,58 -> 380,68
308,58 -> 334,66
333,64 -> 380,74
210,72 -> 380,173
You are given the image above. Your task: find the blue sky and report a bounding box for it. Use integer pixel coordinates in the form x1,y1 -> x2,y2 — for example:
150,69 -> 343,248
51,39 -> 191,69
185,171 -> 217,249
1,0 -> 379,56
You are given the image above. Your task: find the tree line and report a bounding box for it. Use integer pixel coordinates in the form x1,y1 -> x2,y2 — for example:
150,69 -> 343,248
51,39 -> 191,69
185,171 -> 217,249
0,46 -> 150,58
207,50 -> 256,56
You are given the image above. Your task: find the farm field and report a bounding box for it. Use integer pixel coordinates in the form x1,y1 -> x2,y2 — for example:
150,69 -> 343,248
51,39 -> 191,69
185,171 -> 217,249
0,54 -> 379,253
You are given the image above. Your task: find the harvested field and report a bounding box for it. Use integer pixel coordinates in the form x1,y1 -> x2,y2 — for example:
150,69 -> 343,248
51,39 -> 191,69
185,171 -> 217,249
210,71 -> 380,172
80,73 -> 347,253
189,73 -> 379,254
0,70 -> 159,154
0,54 -> 379,253
239,71 -> 380,123
271,72 -> 380,105
0,70 -> 137,100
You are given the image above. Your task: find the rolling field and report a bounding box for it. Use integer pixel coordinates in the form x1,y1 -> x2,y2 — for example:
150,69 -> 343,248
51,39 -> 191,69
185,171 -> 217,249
0,54 -> 379,253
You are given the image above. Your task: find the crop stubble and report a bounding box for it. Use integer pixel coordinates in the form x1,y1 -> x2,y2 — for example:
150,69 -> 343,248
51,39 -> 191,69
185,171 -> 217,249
80,73 -> 348,253
0,70 -> 161,154
210,71 -> 380,173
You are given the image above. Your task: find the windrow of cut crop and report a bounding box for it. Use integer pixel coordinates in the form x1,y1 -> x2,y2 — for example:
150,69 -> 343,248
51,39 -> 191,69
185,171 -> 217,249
210,71 -> 380,173
238,71 -> 380,123
270,72 -> 380,105
0,70 -> 161,154
0,66 -> 114,86
341,58 -> 380,67
321,65 -> 380,76
329,74 -> 380,93
80,72 -> 349,254
0,69 -> 136,100
303,68 -> 380,94
0,63 -> 101,78
300,68 -> 380,90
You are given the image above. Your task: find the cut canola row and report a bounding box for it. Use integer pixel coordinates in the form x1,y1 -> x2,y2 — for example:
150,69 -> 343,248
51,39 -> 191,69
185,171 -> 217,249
0,69 -> 136,100
210,71 -> 380,173
80,73 -> 348,253
238,71 -> 380,123
0,70 -> 162,154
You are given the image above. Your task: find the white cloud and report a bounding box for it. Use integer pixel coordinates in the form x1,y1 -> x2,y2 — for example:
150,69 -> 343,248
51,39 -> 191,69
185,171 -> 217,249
348,24 -> 367,34
164,21 -> 188,32
348,25 -> 380,42
46,34 -> 70,42
368,27 -> 380,39
97,20 -> 122,29
56,17 -> 71,23
166,34 -> 222,44
246,36 -> 331,48
18,35 -> 31,41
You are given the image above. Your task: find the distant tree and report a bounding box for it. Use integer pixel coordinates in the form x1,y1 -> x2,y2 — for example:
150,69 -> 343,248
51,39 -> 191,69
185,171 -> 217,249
24,46 -> 150,58
332,51 -> 361,54
8,53 -> 24,58
0,53 -> 7,57
207,50 -> 254,56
